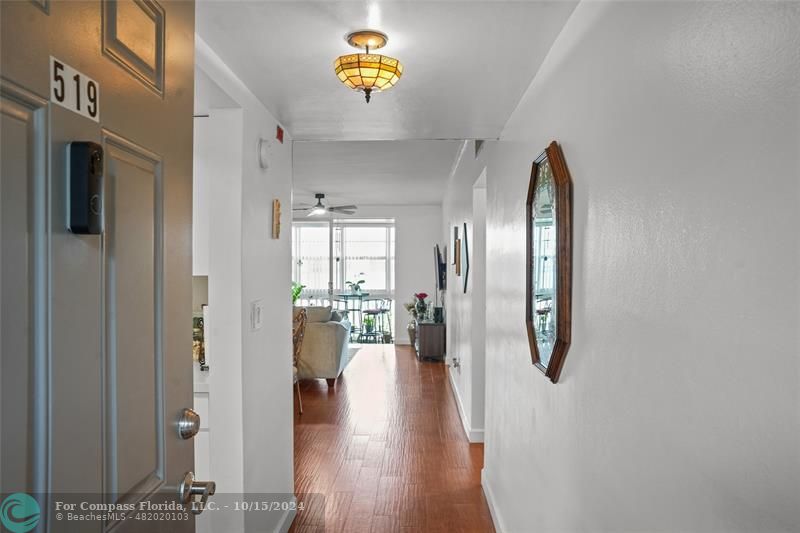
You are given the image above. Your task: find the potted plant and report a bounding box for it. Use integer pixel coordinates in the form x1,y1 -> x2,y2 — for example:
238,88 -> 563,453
403,300 -> 418,345
345,274 -> 366,294
291,281 -> 305,304
403,292 -> 429,345
363,315 -> 375,333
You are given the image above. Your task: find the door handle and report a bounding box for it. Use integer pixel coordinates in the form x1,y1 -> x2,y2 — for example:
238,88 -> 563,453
178,471 -> 216,515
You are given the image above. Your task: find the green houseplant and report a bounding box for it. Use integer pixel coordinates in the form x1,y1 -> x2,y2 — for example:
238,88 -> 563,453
345,275 -> 366,294
363,315 -> 375,333
291,281 -> 305,304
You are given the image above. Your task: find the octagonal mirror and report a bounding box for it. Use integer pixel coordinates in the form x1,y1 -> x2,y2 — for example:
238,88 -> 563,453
526,141 -> 572,383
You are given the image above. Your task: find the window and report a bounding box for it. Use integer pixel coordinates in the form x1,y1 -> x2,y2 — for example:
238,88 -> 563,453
292,222 -> 330,297
293,219 -> 395,298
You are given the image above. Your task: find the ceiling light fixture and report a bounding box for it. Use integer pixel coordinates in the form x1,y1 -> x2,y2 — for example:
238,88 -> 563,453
334,30 -> 403,103
308,194 -> 328,216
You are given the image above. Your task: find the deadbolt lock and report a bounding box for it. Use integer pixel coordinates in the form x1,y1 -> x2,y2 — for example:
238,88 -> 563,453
177,408 -> 201,440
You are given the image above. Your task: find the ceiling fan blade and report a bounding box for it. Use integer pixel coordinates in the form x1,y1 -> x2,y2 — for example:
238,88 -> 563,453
329,205 -> 357,211
329,208 -> 356,214
293,207 -> 311,211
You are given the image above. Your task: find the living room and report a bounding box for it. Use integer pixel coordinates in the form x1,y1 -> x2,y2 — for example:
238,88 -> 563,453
289,178 -> 446,388
291,141 -> 450,347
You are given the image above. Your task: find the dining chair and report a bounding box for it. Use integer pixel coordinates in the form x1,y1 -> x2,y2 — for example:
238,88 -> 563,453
292,307 -> 308,414
361,298 -> 384,343
378,298 -> 393,343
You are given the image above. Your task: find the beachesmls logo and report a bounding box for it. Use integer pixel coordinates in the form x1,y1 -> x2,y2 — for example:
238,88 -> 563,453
0,493 -> 40,533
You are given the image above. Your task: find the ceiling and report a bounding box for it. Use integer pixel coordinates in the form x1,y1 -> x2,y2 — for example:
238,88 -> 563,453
293,140 -> 463,207
196,1 -> 578,141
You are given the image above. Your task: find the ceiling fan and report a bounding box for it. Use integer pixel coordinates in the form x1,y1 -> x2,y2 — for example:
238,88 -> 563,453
293,193 -> 357,217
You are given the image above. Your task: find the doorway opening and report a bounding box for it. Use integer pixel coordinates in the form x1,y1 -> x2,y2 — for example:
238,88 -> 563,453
191,67 -> 246,533
292,218 -> 396,344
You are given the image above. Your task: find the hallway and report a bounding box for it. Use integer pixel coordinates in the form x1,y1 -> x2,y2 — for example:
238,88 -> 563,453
290,345 -> 494,532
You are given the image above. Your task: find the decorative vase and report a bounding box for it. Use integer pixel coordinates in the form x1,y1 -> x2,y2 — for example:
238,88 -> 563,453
407,322 -> 417,345
415,300 -> 427,319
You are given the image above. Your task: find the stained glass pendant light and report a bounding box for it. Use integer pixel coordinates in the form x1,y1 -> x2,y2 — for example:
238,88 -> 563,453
334,30 -> 403,103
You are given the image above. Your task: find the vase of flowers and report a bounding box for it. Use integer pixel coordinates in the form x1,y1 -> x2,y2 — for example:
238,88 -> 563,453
414,292 -> 429,320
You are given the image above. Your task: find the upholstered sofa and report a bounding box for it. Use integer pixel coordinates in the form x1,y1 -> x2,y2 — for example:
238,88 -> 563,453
294,306 -> 352,387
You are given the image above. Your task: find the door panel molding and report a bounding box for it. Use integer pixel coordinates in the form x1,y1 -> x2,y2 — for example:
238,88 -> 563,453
30,0 -> 49,15
101,129 -> 165,522
0,77 -> 50,499
102,0 -> 166,96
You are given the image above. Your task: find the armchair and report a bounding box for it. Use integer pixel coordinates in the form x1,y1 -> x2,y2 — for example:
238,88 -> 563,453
294,306 -> 352,387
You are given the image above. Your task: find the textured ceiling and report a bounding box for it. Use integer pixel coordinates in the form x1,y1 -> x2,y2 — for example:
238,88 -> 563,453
293,140 -> 463,207
196,1 -> 578,141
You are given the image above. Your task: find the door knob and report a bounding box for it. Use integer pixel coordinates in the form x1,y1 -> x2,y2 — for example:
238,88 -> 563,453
177,408 -> 200,439
178,471 -> 216,515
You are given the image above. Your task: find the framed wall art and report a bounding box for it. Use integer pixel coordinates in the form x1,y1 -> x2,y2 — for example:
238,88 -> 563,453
272,198 -> 282,239
462,222 -> 469,293
452,226 -> 459,265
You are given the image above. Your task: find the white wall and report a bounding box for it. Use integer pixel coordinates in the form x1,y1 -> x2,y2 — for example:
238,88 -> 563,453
442,142 -> 491,442
295,205 -> 442,344
483,2 -> 800,532
470,179 -> 487,437
196,35 -> 295,533
193,108 -> 246,533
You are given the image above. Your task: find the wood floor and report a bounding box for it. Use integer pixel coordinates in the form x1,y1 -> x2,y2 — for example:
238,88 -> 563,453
290,344 -> 495,533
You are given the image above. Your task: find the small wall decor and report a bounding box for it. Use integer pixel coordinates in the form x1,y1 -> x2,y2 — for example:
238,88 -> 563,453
272,198 -> 281,239
462,222 -> 470,294
526,141 -> 572,383
455,238 -> 462,276
452,226 -> 459,265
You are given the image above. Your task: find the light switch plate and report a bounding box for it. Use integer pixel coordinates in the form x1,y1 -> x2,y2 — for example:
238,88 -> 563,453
250,299 -> 264,331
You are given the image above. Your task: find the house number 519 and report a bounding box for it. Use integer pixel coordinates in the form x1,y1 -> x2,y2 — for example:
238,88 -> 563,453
50,56 -> 100,123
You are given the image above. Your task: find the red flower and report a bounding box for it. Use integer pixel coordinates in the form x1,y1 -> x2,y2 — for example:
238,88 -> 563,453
414,292 -> 428,300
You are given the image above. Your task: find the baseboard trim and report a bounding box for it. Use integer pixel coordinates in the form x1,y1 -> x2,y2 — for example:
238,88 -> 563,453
481,469 -> 506,533
447,366 -> 485,443
275,496 -> 297,533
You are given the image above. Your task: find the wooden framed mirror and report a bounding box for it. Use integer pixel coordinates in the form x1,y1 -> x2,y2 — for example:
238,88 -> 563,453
526,141 -> 572,383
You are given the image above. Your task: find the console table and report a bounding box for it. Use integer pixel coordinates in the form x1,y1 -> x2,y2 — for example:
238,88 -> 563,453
414,320 -> 446,361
